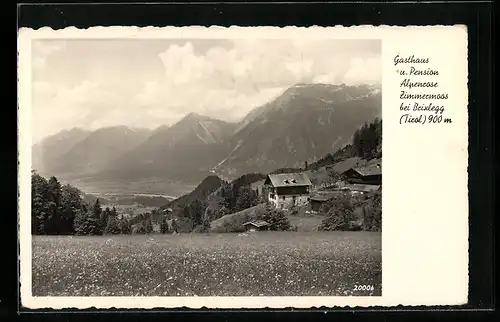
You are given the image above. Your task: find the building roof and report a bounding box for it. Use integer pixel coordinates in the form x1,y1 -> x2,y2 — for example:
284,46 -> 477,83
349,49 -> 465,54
264,172 -> 312,187
326,157 -> 364,173
310,195 -> 333,202
242,220 -> 270,228
346,184 -> 381,192
346,163 -> 382,176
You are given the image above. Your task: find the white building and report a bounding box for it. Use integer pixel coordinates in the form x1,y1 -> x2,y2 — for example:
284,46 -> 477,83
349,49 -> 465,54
263,172 -> 312,209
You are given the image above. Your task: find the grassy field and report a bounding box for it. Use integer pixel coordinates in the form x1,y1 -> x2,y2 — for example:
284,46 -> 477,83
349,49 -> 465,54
32,232 -> 382,297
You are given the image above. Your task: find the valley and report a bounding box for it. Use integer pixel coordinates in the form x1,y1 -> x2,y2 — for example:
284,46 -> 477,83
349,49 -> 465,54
32,83 -> 382,197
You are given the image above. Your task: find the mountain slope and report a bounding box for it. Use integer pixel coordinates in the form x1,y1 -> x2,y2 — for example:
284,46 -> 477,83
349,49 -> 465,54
160,175 -> 224,211
47,126 -> 152,177
32,128 -> 91,174
96,113 -> 237,183
213,83 -> 382,178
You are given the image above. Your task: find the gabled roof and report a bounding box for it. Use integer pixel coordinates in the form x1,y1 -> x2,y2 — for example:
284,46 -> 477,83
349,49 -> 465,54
346,184 -> 381,192
242,220 -> 270,228
344,163 -> 382,176
354,165 -> 382,176
326,157 -> 364,173
264,172 -> 312,187
310,195 -> 333,202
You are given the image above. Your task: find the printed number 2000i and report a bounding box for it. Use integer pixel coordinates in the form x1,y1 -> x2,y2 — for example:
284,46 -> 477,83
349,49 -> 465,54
354,285 -> 375,291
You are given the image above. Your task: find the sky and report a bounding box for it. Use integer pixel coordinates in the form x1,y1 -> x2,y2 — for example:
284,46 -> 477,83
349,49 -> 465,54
32,38 -> 381,143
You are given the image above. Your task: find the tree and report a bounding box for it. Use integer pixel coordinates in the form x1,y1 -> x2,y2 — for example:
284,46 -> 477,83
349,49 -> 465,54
31,171 -> 50,234
120,217 -> 131,234
327,171 -> 347,187
90,199 -> 103,235
104,214 -> 121,235
46,176 -> 62,234
145,215 -> 154,234
362,191 -> 382,232
351,118 -> 382,159
257,204 -> 291,231
100,207 -> 111,235
235,185 -> 258,212
188,199 -> 207,227
352,129 -> 363,157
171,218 -> 179,233
160,216 -> 169,234
134,223 -> 146,234
73,207 -> 88,235
220,183 -> 236,211
182,204 -> 191,218
59,184 -> 83,235
74,203 -> 100,235
317,193 -> 358,231
77,199 -> 102,235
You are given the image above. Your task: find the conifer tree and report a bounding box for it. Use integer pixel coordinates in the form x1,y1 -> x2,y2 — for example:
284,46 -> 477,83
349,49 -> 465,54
120,217 -> 132,234
145,215 -> 154,234
31,171 -> 50,234
59,184 -> 83,235
235,185 -> 258,212
104,213 -> 121,235
160,216 -> 169,234
171,218 -> 178,233
100,207 -> 111,235
46,176 -> 62,234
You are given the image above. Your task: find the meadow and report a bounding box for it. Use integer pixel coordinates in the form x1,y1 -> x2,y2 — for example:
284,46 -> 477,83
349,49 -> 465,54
32,232 -> 382,297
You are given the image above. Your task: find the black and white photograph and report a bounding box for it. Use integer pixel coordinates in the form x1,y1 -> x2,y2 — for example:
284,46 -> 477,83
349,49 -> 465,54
28,36 -> 383,297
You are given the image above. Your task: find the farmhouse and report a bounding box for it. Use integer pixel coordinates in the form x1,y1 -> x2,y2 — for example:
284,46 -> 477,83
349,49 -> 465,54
342,163 -> 382,185
263,172 -> 312,209
242,220 -> 270,232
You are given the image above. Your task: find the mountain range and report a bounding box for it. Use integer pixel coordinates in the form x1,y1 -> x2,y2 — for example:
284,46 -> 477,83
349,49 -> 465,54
32,83 -> 382,190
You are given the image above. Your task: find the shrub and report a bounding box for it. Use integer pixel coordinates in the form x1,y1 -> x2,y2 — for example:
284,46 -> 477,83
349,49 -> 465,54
175,217 -> 194,233
192,221 -> 211,233
361,191 -> 382,232
317,193 -> 359,231
210,205 -> 230,221
289,206 -> 299,217
120,218 -> 132,234
256,204 -> 291,231
104,215 -> 121,235
160,217 -> 169,234
132,223 -> 146,234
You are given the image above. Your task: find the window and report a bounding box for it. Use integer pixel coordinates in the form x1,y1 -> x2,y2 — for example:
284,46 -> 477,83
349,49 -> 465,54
282,196 -> 286,200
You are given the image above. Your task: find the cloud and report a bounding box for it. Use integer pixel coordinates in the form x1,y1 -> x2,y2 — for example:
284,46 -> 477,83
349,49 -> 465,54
32,39 -> 380,142
32,41 -> 66,72
140,39 -> 380,118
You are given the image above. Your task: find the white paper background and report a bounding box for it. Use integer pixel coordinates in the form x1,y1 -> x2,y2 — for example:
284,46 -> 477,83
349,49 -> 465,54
18,25 -> 469,309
